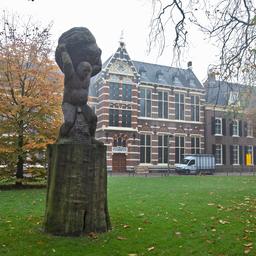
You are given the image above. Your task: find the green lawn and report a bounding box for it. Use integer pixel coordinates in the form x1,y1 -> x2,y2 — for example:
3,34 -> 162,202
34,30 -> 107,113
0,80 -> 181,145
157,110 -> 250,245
1,176 -> 256,256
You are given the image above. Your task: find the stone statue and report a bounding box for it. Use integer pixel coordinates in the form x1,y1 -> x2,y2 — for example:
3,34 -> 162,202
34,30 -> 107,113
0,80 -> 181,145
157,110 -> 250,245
55,27 -> 102,144
44,27 -> 110,236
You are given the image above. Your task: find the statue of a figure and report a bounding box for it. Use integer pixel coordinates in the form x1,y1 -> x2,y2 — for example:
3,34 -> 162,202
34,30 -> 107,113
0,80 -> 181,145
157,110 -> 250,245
44,27 -> 110,236
55,27 -> 102,144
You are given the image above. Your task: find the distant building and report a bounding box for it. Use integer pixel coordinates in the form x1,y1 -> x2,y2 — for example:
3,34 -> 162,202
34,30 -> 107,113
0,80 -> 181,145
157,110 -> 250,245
89,41 -> 205,172
204,74 -> 256,171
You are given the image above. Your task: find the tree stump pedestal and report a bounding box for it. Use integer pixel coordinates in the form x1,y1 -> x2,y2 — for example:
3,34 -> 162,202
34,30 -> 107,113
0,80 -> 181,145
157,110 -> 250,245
43,142 -> 111,236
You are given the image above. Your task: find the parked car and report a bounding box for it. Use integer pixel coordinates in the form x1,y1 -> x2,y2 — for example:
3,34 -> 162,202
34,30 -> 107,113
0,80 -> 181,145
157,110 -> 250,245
175,154 -> 215,175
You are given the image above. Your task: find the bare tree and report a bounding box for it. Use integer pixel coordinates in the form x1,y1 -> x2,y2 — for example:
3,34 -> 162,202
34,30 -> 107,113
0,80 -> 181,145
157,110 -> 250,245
149,0 -> 256,83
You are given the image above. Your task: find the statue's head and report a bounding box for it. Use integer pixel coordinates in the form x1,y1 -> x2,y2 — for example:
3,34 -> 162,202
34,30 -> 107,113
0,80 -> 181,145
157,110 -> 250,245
76,61 -> 92,80
55,27 -> 102,77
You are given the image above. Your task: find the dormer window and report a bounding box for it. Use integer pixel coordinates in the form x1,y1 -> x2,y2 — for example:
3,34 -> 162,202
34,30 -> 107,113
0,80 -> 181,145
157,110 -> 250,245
138,66 -> 147,79
229,91 -> 239,105
139,66 -> 146,74
189,79 -> 196,88
173,76 -> 182,86
156,70 -> 164,83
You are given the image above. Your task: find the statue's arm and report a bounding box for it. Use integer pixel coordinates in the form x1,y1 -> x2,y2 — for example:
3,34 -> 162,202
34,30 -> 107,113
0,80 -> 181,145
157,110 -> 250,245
91,54 -> 102,76
58,44 -> 74,78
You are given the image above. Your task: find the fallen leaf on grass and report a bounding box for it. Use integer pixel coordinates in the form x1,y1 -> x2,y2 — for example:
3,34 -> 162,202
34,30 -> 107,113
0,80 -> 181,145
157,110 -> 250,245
123,224 -> 130,229
244,243 -> 253,247
219,220 -> 230,224
117,236 -> 127,240
244,248 -> 252,254
128,254 -> 138,256
88,232 -> 98,239
147,246 -> 155,251
175,231 -> 181,236
245,230 -> 254,233
138,227 -> 143,231
208,203 -> 215,206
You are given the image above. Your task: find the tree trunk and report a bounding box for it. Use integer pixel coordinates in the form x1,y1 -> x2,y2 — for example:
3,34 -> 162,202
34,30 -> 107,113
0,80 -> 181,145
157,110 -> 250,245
16,155 -> 24,179
16,132 -> 24,184
43,142 -> 111,236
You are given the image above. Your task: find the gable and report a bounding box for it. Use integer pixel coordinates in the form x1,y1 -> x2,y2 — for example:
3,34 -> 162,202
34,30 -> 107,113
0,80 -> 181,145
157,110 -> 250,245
108,60 -> 134,76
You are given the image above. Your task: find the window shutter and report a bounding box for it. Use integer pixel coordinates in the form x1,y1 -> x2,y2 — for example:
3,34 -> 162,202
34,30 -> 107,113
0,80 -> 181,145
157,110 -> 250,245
230,145 -> 233,165
211,117 -> 215,135
212,144 -> 216,155
244,122 -> 248,137
253,146 -> 256,165
239,146 -> 243,165
244,146 -> 247,165
239,120 -> 242,136
222,145 -> 226,164
229,121 -> 233,136
222,119 -> 226,135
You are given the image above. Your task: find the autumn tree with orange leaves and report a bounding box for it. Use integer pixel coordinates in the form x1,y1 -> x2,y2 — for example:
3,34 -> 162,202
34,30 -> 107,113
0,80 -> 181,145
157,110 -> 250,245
0,12 -> 63,181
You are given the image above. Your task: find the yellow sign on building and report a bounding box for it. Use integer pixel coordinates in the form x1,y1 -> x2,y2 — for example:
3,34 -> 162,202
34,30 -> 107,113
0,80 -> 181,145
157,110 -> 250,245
246,153 -> 252,166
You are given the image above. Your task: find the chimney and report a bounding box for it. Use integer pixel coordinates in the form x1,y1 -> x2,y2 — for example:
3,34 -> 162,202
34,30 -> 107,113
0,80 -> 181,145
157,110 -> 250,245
208,68 -> 216,80
187,61 -> 192,70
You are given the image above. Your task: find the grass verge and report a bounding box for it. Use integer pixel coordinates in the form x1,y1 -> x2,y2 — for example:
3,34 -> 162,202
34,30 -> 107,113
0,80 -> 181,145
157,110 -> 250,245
0,176 -> 256,256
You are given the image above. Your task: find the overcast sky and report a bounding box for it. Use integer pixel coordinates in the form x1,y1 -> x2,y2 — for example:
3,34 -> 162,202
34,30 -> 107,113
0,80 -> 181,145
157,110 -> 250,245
1,0 -> 218,82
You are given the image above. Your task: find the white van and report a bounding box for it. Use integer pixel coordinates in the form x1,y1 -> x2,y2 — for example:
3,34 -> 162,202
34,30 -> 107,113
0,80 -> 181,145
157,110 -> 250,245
175,154 -> 215,175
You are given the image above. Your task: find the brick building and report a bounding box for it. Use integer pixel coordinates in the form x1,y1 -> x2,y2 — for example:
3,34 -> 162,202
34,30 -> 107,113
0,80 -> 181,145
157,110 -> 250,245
89,41 -> 205,172
204,75 -> 256,171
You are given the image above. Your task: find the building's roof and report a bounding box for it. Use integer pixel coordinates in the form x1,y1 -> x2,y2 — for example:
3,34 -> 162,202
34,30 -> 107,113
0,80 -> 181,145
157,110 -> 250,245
205,78 -> 244,106
205,78 -> 256,109
132,60 -> 203,90
89,42 -> 204,96
89,56 -> 112,96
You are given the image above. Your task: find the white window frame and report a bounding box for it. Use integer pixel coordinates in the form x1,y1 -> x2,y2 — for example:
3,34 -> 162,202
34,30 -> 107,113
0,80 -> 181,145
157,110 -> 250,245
175,136 -> 185,163
191,95 -> 200,122
215,144 -> 223,165
140,88 -> 152,117
233,145 -> 239,165
191,137 -> 201,154
158,91 -> 169,119
140,134 -> 151,164
175,93 -> 185,120
232,120 -> 239,137
247,121 -> 253,137
215,118 -> 222,136
158,135 -> 168,164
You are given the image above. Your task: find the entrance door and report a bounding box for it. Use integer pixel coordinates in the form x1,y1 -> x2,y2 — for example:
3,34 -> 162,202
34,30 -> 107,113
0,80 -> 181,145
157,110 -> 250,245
112,154 -> 126,172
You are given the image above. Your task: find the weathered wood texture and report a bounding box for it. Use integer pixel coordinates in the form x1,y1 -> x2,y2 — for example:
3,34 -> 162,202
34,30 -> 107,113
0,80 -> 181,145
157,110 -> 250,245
44,143 -> 111,236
